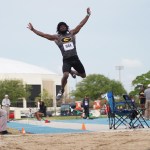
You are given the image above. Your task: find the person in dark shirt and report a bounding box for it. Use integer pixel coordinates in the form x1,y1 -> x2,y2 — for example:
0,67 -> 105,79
27,8 -> 91,100
139,86 -> 146,105
35,100 -> 46,121
82,96 -> 90,119
139,86 -> 146,115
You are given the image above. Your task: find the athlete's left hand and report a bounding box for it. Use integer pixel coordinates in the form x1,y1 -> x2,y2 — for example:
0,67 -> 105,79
87,8 -> 91,16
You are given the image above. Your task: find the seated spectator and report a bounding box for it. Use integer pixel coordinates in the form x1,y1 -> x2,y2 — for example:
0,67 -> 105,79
35,100 -> 46,121
0,109 -> 10,134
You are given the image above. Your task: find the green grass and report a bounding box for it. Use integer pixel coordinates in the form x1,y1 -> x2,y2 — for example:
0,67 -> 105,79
20,114 -> 107,121
43,115 -> 107,120
19,115 -> 82,121
44,116 -> 82,120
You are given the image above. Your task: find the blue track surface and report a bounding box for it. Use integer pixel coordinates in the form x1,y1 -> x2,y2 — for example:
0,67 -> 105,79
7,118 -> 150,134
54,118 -> 108,124
56,118 -> 150,126
7,121 -> 89,134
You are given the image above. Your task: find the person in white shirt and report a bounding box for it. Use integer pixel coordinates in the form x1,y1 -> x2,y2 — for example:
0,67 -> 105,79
2,95 -> 11,122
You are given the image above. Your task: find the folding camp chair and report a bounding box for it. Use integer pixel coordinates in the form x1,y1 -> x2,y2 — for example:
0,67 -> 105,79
123,94 -> 150,128
107,91 -> 140,129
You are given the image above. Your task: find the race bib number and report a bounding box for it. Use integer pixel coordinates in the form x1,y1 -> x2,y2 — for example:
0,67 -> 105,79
63,42 -> 74,51
85,101 -> 88,106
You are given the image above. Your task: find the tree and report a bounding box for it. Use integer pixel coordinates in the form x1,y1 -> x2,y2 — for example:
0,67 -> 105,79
109,80 -> 126,96
71,74 -> 126,100
0,80 -> 31,104
130,71 -> 150,96
37,89 -> 53,107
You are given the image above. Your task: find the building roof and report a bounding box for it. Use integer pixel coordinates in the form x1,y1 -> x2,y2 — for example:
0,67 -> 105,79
0,58 -> 57,75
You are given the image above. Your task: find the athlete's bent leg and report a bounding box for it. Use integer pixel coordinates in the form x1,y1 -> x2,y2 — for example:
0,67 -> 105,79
72,59 -> 86,78
70,70 -> 77,78
79,73 -> 86,78
70,70 -> 86,78
74,72 -> 86,78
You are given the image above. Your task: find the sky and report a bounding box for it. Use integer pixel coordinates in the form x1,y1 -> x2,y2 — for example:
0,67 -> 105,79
0,0 -> 150,92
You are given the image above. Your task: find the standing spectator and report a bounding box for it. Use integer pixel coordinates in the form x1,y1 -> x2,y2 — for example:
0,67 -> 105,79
103,103 -> 109,115
144,84 -> 150,120
82,96 -> 90,119
0,109 -> 9,134
139,86 -> 146,115
2,95 -> 11,122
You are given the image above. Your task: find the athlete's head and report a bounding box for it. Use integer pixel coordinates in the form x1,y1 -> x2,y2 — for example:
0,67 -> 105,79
57,22 -> 69,34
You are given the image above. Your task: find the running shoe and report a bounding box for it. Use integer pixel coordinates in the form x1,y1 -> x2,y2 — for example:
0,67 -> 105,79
70,70 -> 76,79
71,73 -> 76,78
56,89 -> 64,100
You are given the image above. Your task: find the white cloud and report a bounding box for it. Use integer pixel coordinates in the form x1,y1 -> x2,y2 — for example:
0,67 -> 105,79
121,58 -> 143,68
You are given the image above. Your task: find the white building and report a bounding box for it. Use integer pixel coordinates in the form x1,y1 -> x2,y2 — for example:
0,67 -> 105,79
0,58 -> 69,107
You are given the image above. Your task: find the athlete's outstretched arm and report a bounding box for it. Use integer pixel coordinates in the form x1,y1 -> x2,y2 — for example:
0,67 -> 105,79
70,8 -> 91,35
27,23 -> 58,41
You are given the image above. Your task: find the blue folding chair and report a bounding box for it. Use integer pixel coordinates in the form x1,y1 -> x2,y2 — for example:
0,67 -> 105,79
107,91 -> 139,129
123,94 -> 150,128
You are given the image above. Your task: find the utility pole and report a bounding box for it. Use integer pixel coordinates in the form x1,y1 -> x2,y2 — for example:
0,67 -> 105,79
115,66 -> 124,82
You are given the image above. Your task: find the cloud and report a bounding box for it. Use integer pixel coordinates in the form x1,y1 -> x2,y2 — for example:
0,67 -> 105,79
121,58 -> 143,68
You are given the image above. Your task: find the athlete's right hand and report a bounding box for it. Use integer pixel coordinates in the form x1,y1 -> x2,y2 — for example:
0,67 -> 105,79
27,23 -> 34,31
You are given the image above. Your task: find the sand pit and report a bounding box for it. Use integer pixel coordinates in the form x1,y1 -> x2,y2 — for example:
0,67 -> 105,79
0,130 -> 150,150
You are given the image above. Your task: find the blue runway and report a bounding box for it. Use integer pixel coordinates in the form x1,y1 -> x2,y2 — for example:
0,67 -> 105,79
7,121 -> 89,134
8,122 -> 89,134
7,118 -> 108,134
54,118 -> 108,124
7,118 -> 150,134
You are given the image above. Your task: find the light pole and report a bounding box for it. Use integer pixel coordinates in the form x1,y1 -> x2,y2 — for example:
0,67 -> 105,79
115,66 -> 124,82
